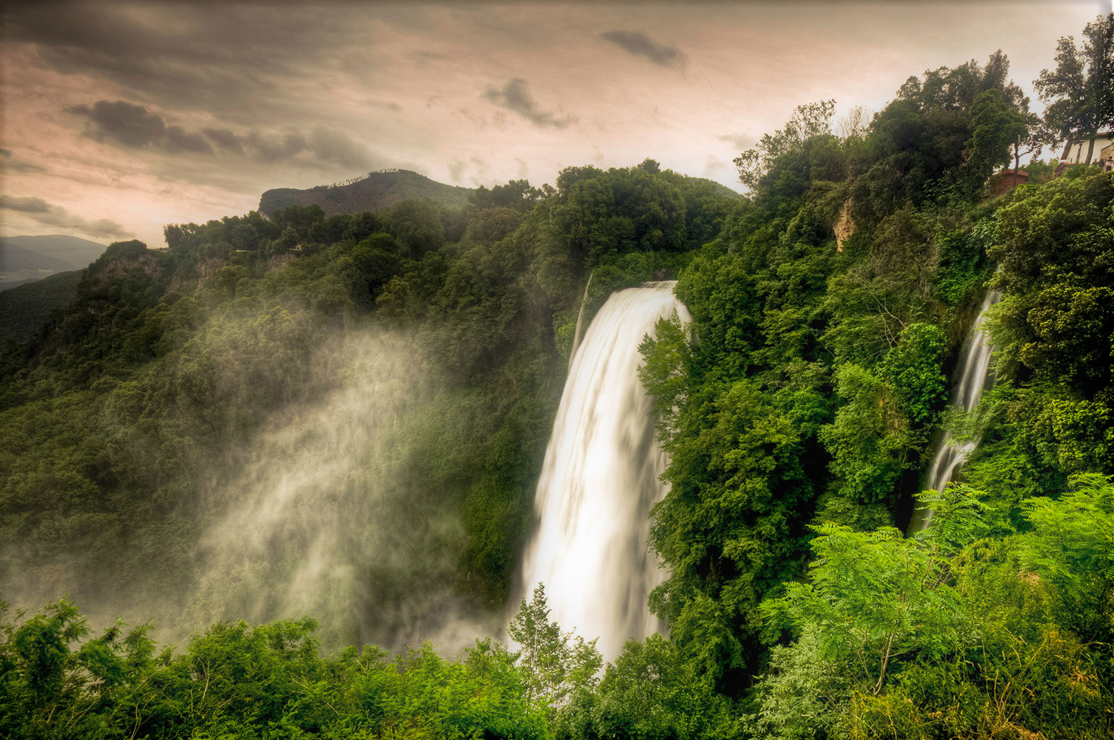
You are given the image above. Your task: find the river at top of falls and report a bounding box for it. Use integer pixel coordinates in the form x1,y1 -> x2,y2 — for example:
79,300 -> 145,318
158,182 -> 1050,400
518,281 -> 690,660
909,290 -> 1001,532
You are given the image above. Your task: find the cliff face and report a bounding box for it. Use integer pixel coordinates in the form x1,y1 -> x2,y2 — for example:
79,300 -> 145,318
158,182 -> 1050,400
259,170 -> 474,217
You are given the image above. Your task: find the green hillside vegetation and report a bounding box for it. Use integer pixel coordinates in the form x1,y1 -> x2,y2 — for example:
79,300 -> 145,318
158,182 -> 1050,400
0,270 -> 83,344
259,169 -> 475,217
3,15 -> 1114,740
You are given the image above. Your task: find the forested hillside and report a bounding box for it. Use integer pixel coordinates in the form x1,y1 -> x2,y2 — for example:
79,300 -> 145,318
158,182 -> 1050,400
258,169 -> 475,218
3,15 -> 1114,740
0,270 -> 83,344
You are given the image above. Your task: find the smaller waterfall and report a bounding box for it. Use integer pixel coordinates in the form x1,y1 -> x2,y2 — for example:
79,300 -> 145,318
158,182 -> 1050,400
519,281 -> 689,660
909,290 -> 1001,531
569,272 -> 593,369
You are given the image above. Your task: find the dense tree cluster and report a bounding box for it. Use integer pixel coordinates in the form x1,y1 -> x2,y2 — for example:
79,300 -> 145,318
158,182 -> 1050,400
3,15 -> 1114,740
0,162 -> 737,639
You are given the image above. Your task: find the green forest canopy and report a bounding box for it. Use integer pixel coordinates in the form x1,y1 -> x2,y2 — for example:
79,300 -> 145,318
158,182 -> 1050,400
2,14 -> 1114,740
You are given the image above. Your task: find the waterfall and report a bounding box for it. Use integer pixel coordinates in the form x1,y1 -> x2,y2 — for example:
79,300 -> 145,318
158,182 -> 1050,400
909,290 -> 1001,531
519,281 -> 690,660
569,272 -> 594,370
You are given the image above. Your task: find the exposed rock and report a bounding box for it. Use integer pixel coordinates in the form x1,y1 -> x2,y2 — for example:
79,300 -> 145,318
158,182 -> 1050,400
835,197 -> 855,252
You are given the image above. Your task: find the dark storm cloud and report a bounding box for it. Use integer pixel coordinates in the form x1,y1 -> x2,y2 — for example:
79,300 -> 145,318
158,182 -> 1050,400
203,128 -> 245,154
164,126 -> 214,154
204,128 -> 298,161
601,30 -> 686,68
67,100 -> 167,148
0,196 -> 52,214
248,131 -> 308,162
5,3 -> 363,119
64,100 -> 373,169
68,100 -> 214,154
204,127 -> 375,169
307,127 -> 376,169
482,79 -> 575,129
0,196 -> 132,238
0,150 -> 45,174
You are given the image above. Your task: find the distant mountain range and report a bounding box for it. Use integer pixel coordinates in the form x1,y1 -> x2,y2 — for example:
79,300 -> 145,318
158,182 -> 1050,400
259,169 -> 474,217
0,234 -> 107,291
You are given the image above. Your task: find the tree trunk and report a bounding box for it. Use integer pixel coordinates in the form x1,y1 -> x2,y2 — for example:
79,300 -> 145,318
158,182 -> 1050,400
1013,145 -> 1020,189
1086,136 -> 1097,165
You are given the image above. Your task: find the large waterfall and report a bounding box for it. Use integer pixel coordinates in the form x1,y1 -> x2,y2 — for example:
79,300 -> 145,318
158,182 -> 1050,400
909,290 -> 1001,531
519,282 -> 690,660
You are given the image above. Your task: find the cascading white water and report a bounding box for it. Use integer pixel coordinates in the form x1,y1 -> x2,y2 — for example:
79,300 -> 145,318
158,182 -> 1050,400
568,272 -> 593,369
909,290 -> 1001,531
519,281 -> 690,660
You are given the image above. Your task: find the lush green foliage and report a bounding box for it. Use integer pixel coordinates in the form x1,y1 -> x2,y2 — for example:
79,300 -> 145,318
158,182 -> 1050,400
0,598 -> 548,740
751,480 -> 1113,739
4,18 -> 1114,740
631,24 -> 1114,738
0,162 -> 736,640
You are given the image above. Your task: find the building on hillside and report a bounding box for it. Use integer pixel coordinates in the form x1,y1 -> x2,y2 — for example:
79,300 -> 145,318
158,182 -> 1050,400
1101,143 -> 1114,173
989,169 -> 1029,196
1055,131 -> 1114,176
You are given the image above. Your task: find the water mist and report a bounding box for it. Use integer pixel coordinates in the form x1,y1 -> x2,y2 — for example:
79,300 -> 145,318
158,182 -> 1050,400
183,331 -> 492,652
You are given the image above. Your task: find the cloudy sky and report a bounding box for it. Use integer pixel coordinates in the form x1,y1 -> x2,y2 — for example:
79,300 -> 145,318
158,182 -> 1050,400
0,1 -> 1107,248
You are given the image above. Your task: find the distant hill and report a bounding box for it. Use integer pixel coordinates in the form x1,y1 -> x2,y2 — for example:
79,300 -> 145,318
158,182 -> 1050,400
0,235 -> 107,290
0,243 -> 74,290
0,269 -> 83,344
685,177 -> 743,199
259,169 -> 474,217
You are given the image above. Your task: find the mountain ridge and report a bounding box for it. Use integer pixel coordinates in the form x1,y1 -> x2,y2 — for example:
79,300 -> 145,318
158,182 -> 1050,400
0,235 -> 106,289
0,234 -> 105,289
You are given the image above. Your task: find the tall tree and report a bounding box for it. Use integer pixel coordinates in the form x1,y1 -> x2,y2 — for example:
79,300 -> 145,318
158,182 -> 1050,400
734,100 -> 836,191
967,88 -> 1031,192
1035,14 -> 1114,165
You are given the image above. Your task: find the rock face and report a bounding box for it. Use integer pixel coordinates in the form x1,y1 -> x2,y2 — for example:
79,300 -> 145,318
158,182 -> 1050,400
834,197 -> 855,252
259,170 -> 474,217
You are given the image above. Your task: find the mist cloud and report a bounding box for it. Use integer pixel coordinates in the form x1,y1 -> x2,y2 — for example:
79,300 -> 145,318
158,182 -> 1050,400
601,30 -> 687,68
0,195 -> 133,239
482,79 -> 575,129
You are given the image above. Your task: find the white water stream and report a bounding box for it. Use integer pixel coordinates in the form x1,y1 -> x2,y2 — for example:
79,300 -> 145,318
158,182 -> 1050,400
909,290 -> 1001,531
519,282 -> 689,659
